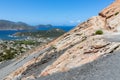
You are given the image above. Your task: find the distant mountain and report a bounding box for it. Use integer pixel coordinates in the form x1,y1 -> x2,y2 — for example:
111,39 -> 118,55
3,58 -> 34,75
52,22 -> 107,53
36,24 -> 52,28
35,24 -> 53,30
0,20 -> 35,30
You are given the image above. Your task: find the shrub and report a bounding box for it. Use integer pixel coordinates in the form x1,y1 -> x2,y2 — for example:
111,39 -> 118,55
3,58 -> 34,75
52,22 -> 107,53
115,12 -> 119,16
51,45 -> 57,50
95,30 -> 103,35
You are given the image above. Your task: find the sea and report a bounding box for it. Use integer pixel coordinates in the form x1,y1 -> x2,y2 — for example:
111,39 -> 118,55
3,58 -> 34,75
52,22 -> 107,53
0,26 -> 75,40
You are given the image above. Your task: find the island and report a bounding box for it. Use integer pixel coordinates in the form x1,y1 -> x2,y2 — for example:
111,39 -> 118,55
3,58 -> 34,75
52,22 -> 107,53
0,20 -> 35,30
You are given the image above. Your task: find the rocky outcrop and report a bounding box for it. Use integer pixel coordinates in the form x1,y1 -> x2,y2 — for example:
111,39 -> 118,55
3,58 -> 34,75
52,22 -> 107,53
99,0 -> 120,19
3,0 -> 120,80
99,0 -> 120,31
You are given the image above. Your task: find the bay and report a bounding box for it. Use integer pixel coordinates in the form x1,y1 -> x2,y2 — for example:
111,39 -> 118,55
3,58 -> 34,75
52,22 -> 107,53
0,26 -> 74,40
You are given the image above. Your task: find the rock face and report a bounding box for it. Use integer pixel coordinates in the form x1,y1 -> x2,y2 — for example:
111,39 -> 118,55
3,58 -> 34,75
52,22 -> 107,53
3,0 -> 120,80
99,0 -> 120,31
37,51 -> 120,80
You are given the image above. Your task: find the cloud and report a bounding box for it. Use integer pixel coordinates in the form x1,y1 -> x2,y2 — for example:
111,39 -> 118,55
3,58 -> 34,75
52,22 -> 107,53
70,21 -> 75,23
76,20 -> 81,23
69,19 -> 81,24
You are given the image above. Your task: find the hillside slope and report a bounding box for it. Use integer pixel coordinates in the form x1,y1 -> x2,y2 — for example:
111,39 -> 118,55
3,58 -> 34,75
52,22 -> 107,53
2,0 -> 120,80
37,51 -> 120,80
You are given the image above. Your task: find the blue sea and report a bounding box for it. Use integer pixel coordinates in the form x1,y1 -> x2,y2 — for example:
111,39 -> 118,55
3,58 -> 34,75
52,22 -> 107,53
0,30 -> 28,40
0,26 -> 75,40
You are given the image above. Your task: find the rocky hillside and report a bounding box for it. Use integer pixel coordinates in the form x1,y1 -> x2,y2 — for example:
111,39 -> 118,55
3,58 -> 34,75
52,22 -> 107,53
2,0 -> 120,80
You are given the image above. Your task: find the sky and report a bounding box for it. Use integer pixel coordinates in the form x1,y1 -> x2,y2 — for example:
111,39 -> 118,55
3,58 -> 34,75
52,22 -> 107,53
0,0 -> 114,26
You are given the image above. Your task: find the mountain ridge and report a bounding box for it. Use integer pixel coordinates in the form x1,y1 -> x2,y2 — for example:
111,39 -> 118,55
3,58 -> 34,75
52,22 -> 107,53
0,20 -> 35,30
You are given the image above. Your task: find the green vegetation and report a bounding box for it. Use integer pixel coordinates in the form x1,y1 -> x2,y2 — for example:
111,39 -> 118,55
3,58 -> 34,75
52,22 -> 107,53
0,48 -> 17,61
13,28 -> 65,38
95,30 -> 103,35
14,40 -> 35,45
0,40 -> 42,62
115,12 -> 119,16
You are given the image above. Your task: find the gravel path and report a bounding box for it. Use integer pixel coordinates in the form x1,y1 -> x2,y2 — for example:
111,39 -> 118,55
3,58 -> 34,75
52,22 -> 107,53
0,47 -> 50,80
0,60 -> 14,69
104,33 -> 120,42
